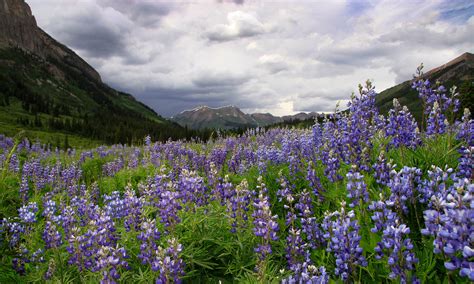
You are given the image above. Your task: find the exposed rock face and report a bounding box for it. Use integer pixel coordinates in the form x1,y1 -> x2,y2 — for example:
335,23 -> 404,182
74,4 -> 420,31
423,52 -> 474,82
172,105 -> 321,130
172,106 -> 259,130
375,52 -> 474,118
282,112 -> 319,122
250,113 -> 283,125
0,0 -> 101,82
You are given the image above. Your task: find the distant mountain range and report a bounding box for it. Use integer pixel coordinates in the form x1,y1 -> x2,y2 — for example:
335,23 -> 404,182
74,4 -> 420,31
0,0 -> 194,145
171,105 -> 320,130
174,52 -> 473,130
1,0 -> 471,140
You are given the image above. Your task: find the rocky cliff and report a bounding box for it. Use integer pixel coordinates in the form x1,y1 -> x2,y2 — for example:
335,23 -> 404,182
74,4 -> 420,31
0,0 -> 101,82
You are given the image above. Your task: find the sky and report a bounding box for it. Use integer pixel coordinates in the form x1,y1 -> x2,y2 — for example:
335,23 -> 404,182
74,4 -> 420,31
27,0 -> 474,117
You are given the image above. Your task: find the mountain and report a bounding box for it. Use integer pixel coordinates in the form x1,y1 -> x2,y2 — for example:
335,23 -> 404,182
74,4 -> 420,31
250,113 -> 283,125
0,0 -> 191,145
282,112 -> 319,122
172,106 -> 320,130
172,106 -> 258,130
375,52 -> 474,120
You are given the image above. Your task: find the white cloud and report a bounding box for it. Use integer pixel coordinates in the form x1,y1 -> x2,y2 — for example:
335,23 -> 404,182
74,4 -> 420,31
206,11 -> 267,42
26,0 -> 474,117
258,54 -> 291,74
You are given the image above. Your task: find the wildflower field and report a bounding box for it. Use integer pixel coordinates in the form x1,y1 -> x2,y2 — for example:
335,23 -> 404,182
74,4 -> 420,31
0,72 -> 472,283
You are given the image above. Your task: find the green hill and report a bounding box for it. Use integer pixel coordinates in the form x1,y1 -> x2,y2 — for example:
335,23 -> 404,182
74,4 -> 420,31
376,52 -> 474,121
0,0 -> 194,147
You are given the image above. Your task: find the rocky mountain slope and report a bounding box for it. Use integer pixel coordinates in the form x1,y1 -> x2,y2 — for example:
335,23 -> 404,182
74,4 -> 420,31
375,52 -> 474,119
0,0 -> 192,144
173,52 -> 473,130
172,106 -> 320,130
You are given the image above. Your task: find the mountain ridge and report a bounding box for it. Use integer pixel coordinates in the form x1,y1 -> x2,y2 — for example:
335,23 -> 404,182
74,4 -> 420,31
172,105 -> 320,130
376,52 -> 474,119
173,52 -> 473,130
0,0 -> 196,145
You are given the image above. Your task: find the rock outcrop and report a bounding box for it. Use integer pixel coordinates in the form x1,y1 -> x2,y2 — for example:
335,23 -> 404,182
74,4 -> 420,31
0,0 -> 101,82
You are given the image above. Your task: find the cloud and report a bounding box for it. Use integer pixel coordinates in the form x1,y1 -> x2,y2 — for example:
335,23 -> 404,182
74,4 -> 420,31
192,72 -> 251,88
206,11 -> 267,42
217,0 -> 245,5
258,54 -> 290,74
50,3 -> 132,58
97,0 -> 176,26
26,0 -> 474,117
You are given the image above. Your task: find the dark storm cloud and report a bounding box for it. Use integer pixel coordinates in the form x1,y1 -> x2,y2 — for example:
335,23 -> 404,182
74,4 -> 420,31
315,44 -> 393,67
298,90 -> 353,101
217,0 -> 245,5
294,98 -> 345,113
56,24 -> 126,58
97,0 -> 176,26
192,72 -> 251,88
27,0 -> 474,118
138,89 -> 237,116
126,79 -> 270,116
50,6 -> 131,58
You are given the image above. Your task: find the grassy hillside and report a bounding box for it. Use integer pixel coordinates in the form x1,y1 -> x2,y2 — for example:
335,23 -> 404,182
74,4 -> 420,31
0,48 -> 197,146
376,54 -> 474,121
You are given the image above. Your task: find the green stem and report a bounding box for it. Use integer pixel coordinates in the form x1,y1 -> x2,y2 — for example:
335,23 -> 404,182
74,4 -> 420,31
56,249 -> 64,284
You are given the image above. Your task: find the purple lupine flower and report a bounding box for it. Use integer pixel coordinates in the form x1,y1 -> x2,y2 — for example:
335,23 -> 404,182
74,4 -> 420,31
95,245 -> 130,283
44,259 -> 56,280
123,187 -> 144,232
1,218 -> 25,247
417,166 -> 452,204
145,135 -> 152,146
307,161 -> 324,202
426,102 -> 447,136
19,176 -> 29,204
457,146 -> 473,180
43,220 -> 62,249
456,108 -> 474,146
295,189 -> 321,249
422,177 -> 473,281
372,151 -> 395,186
346,168 -> 369,208
385,99 -> 421,149
368,195 -> 397,234
285,228 -> 307,275
369,196 -> 417,283
323,150 -> 342,182
66,226 -> 87,270
137,218 -> 161,265
322,202 -> 367,281
381,221 -> 418,283
253,176 -> 279,276
341,82 -> 379,171
178,169 -> 208,208
229,179 -> 252,233
277,172 -> 308,273
412,73 -> 459,133
103,157 -> 125,177
388,166 -> 421,214
152,238 -> 185,284
127,150 -> 140,169
277,172 -> 297,226
104,191 -> 127,219
18,202 -> 38,224
157,183 -> 182,231
282,263 -> 329,284
9,153 -> 19,173
212,174 -> 235,206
